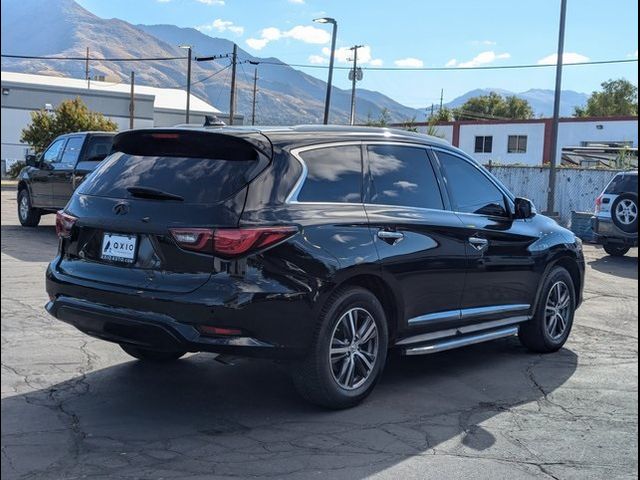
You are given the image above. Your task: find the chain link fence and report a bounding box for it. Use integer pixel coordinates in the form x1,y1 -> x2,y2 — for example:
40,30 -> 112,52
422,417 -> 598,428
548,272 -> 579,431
486,164 -> 630,226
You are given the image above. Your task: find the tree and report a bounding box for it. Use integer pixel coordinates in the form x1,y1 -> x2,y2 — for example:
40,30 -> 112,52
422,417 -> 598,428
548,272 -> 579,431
365,108 -> 391,127
574,79 -> 638,117
453,92 -> 534,120
430,106 -> 454,122
21,97 -> 118,154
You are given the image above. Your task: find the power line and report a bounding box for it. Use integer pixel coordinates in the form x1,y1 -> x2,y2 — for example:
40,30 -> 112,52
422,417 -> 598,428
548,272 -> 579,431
1,53 -> 187,62
176,63 -> 231,89
243,57 -> 638,71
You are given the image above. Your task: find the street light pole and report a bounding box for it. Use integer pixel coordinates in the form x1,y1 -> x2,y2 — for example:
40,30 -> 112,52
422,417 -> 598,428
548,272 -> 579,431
545,0 -> 567,216
179,45 -> 192,124
314,17 -> 337,124
349,45 -> 363,126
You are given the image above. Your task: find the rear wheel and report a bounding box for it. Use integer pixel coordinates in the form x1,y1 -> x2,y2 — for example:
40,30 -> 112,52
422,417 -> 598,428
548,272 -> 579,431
611,193 -> 638,233
17,189 -> 41,227
291,286 -> 388,409
603,244 -> 630,257
120,344 -> 186,362
519,266 -> 575,353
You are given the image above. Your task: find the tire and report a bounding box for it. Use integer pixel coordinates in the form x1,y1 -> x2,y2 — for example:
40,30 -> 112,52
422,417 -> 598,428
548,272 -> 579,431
291,286 -> 389,409
120,344 -> 186,362
603,244 -> 630,257
519,266 -> 576,353
610,192 -> 638,234
17,188 -> 41,227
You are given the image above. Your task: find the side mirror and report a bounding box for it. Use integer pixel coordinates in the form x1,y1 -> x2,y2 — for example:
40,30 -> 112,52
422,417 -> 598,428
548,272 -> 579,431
25,154 -> 38,167
514,197 -> 535,219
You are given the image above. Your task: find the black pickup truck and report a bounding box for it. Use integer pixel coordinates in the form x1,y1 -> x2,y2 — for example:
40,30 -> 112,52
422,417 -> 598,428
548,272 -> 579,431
17,132 -> 115,226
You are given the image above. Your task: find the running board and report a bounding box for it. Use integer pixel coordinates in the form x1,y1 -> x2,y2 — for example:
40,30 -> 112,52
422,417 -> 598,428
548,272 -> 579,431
403,326 -> 519,356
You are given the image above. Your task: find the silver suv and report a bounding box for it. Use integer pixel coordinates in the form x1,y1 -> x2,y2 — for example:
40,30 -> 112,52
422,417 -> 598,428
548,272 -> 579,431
591,171 -> 638,256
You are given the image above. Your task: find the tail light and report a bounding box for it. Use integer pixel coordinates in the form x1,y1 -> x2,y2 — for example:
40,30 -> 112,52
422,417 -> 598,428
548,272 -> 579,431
170,226 -> 298,257
198,325 -> 242,337
56,210 -> 77,238
595,194 -> 603,214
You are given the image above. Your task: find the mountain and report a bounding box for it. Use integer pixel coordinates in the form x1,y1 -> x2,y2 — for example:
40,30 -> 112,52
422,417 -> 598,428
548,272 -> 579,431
0,0 -> 418,124
441,88 -> 589,117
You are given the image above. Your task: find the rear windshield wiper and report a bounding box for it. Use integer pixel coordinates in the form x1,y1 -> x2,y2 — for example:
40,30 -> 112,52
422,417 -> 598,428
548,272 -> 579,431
127,186 -> 184,201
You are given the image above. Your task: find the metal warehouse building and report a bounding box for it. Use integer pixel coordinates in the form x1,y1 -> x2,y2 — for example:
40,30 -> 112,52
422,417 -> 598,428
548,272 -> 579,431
1,71 -> 240,164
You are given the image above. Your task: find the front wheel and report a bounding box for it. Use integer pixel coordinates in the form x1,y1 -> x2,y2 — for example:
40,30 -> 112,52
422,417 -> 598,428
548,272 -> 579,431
603,244 -> 630,257
17,189 -> 41,227
519,266 -> 576,353
291,286 -> 388,409
120,344 -> 187,362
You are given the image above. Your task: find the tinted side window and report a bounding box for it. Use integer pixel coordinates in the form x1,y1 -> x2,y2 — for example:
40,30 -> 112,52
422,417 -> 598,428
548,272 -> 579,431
297,145 -> 362,203
367,145 -> 443,209
42,138 -> 66,163
605,174 -> 638,194
59,136 -> 84,167
84,136 -> 113,161
437,151 -> 507,216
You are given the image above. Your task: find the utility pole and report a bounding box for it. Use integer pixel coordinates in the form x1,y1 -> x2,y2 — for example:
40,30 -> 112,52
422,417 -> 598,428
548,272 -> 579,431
85,47 -> 90,89
313,17 -> 338,124
186,47 -> 192,123
439,89 -> 444,111
229,43 -> 238,125
430,103 -> 435,118
349,45 -> 363,126
251,66 -> 258,126
129,71 -> 135,129
545,0 -> 567,216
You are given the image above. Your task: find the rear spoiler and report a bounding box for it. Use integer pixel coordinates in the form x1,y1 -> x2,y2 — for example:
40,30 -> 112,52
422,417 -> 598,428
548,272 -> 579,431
112,129 -> 272,161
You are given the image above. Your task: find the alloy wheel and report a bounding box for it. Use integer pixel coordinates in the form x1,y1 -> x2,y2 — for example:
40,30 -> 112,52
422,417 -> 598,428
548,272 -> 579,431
545,281 -> 571,340
615,199 -> 638,225
329,307 -> 379,390
19,194 -> 29,221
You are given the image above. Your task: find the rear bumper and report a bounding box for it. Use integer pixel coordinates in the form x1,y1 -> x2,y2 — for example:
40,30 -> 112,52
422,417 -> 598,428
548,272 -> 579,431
591,216 -> 638,247
45,262 -> 317,359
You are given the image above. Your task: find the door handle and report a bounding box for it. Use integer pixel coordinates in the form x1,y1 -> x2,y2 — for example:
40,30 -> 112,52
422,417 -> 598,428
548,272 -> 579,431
377,230 -> 404,245
468,236 -> 489,252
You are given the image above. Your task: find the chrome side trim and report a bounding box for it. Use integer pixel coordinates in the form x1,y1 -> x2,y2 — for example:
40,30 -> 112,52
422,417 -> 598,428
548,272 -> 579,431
460,304 -> 530,319
396,315 -> 529,346
404,326 -> 519,356
407,309 -> 460,326
407,304 -> 530,326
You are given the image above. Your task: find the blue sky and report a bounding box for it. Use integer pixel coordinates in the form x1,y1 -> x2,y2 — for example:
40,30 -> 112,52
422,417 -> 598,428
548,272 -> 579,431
77,0 -> 638,107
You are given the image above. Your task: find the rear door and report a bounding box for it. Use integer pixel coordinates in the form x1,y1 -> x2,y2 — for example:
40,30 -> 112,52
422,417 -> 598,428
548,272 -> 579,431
363,143 -> 468,332
58,130 -> 270,294
51,135 -> 84,208
30,137 -> 66,207
434,148 -> 538,320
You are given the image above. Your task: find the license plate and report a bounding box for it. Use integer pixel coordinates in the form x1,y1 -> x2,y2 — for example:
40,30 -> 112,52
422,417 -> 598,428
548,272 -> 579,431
101,233 -> 137,264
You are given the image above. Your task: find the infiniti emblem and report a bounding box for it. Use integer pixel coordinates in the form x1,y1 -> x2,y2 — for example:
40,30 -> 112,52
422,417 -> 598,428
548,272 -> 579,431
113,202 -> 130,215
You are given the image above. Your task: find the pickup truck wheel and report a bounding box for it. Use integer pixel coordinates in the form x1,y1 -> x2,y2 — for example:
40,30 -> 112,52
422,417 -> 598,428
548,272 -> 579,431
120,344 -> 186,362
603,244 -> 630,257
17,189 -> 41,227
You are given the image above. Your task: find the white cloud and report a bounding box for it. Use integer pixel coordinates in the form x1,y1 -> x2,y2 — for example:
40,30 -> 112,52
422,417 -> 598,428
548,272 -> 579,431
196,0 -> 225,5
308,54 -> 327,64
246,25 -> 330,50
627,49 -> 638,59
446,51 -> 510,68
319,45 -> 381,66
157,0 -> 172,3
197,19 -> 244,35
394,57 -> 424,68
537,52 -> 589,65
288,0 -> 305,3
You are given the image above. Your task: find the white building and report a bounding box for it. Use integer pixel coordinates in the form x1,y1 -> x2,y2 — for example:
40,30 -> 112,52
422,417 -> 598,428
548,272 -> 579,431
1,71 -> 240,164
409,116 -> 638,166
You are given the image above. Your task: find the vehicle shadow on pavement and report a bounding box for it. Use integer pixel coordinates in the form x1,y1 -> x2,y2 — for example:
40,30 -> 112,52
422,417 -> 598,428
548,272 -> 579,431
0,225 -> 58,263
1,338 -> 577,479
588,254 -> 638,280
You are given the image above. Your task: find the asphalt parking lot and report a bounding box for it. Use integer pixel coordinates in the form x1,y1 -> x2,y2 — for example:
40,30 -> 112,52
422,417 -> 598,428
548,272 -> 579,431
1,188 -> 637,480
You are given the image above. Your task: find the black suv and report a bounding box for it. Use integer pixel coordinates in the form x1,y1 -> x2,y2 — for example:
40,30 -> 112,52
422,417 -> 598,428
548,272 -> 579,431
46,126 -> 585,408
17,132 -> 115,226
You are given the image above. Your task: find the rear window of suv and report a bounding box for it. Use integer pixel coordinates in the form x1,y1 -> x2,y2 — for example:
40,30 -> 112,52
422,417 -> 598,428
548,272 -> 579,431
605,174 -> 638,194
78,152 -> 257,203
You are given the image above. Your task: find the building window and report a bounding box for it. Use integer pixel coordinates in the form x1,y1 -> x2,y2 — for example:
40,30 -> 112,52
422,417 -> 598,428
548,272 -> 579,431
508,135 -> 527,153
474,136 -> 493,153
